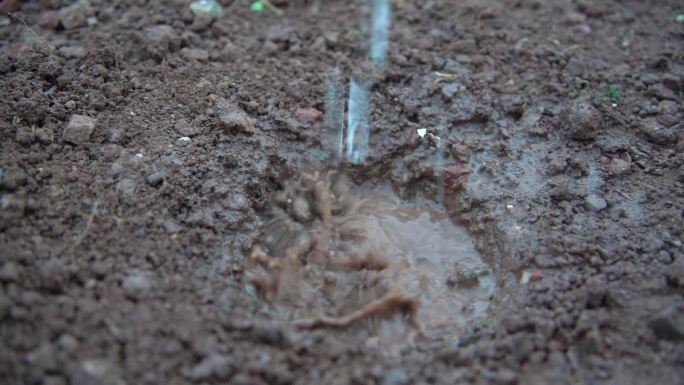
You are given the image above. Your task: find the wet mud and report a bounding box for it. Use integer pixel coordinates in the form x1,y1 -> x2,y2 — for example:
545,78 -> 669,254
248,172 -> 495,354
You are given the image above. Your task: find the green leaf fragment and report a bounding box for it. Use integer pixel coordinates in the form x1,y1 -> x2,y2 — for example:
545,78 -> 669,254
604,86 -> 622,105
251,1 -> 264,13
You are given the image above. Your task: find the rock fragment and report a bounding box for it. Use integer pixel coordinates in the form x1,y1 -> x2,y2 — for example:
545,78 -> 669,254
639,118 -> 676,145
607,158 -> 630,176
585,194 -> 607,212
295,107 -> 323,123
63,115 -> 95,144
180,48 -> 209,61
216,98 -> 255,133
145,171 -> 166,187
560,99 -> 602,140
122,272 -> 153,300
649,305 -> 684,341
58,0 -> 93,30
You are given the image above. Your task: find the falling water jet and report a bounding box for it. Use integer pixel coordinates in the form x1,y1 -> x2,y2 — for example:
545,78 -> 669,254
324,70 -> 346,167
346,79 -> 371,165
370,0 -> 391,65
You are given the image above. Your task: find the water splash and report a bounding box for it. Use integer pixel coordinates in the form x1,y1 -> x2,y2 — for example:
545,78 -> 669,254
346,80 -> 371,164
189,0 -> 224,17
370,0 -> 391,65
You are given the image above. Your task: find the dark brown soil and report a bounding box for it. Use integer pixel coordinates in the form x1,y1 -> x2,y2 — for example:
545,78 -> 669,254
1,0 -> 684,384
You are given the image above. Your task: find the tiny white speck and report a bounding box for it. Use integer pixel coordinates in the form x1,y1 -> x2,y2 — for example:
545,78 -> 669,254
130,111 -> 136,116
134,153 -> 143,158
178,137 -> 191,142
417,128 -> 427,138
611,103 -> 617,108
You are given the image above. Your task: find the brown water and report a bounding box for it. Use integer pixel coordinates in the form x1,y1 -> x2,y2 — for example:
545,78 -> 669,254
250,182 -> 495,353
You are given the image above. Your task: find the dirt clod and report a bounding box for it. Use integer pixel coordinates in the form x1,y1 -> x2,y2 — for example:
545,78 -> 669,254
608,158 -> 630,176
15,125 -> 34,145
216,98 -> 255,134
560,99 -> 603,140
58,0 -> 93,30
649,304 -> 684,341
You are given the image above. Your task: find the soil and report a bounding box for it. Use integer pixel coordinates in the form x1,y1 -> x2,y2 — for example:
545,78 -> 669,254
1,0 -> 684,384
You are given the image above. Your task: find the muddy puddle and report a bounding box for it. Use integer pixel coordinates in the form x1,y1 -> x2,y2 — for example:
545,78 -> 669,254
246,173 -> 495,354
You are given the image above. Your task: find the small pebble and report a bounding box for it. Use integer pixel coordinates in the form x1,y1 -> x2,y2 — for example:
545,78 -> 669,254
585,194 -> 607,212
122,272 -> 153,300
63,115 -> 95,144
561,99 -> 603,140
180,48 -> 209,61
58,0 -> 93,30
608,158 -> 630,176
216,98 -> 255,134
146,171 -> 166,187
659,250 -> 673,265
295,107 -> 323,123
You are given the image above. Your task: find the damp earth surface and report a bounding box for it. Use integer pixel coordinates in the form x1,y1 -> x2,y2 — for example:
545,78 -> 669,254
1,0 -> 684,384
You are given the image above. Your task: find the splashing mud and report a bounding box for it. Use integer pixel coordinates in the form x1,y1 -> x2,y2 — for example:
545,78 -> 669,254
247,171 -> 494,353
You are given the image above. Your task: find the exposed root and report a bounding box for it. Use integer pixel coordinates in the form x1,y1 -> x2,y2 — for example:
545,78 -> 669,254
250,170 -> 426,336
329,249 -> 389,271
250,245 -> 280,269
250,274 -> 279,302
313,181 -> 329,223
294,292 -> 422,333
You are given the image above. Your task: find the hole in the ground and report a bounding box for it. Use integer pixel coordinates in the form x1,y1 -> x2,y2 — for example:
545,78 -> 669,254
246,169 -> 499,354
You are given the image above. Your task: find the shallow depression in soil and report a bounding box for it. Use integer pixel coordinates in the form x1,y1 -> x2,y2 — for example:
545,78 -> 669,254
254,181 -> 495,352
363,193 -> 495,333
